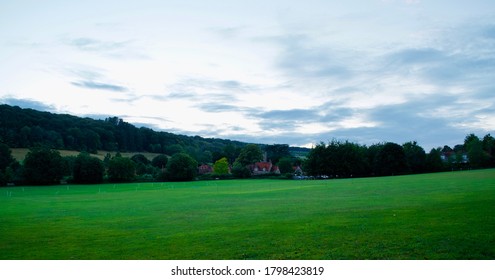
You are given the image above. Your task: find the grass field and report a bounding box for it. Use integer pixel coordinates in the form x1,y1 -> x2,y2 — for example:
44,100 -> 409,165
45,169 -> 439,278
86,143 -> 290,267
1,169 -> 494,260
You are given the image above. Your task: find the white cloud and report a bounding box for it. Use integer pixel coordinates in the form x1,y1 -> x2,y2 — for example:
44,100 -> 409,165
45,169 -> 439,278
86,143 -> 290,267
1,0 -> 494,150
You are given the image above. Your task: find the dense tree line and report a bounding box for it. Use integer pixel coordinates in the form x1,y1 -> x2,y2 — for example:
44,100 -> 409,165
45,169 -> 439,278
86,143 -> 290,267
304,134 -> 495,178
1,132 -> 494,186
0,104 -> 250,159
0,104 -> 309,164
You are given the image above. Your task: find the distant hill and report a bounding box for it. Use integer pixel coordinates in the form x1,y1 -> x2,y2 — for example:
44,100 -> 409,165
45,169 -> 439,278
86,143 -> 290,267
0,104 -> 309,162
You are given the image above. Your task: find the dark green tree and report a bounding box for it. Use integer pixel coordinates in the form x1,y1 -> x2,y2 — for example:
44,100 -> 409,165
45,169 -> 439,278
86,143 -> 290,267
375,142 -> 408,176
23,148 -> 64,185
304,142 -> 329,176
465,134 -> 489,168
73,153 -> 104,184
403,141 -> 426,174
265,144 -> 290,164
0,143 -> 15,171
482,134 -> 495,166
231,161 -> 251,178
0,143 -> 16,185
277,157 -> 294,174
165,144 -> 184,156
151,154 -> 168,170
166,153 -> 198,181
108,156 -> 136,182
131,154 -> 150,165
223,144 -> 241,164
425,148 -> 444,172
235,144 -> 263,166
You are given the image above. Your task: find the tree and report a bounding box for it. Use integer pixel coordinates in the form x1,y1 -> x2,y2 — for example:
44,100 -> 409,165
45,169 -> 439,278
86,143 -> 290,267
166,153 -> 198,181
235,144 -> 263,166
0,143 -> 16,185
0,143 -> 15,171
304,142 -> 329,177
165,144 -> 184,156
375,142 -> 408,176
425,148 -> 443,172
223,144 -> 241,164
265,144 -> 290,164
108,156 -> 136,182
465,134 -> 489,168
151,154 -> 168,169
73,153 -> 104,184
231,161 -> 251,178
23,148 -> 64,185
277,157 -> 293,174
482,134 -> 495,166
213,157 -> 229,175
403,141 -> 426,174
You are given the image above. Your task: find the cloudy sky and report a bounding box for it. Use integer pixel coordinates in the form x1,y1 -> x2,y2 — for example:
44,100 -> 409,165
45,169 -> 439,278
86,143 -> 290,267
1,0 -> 494,150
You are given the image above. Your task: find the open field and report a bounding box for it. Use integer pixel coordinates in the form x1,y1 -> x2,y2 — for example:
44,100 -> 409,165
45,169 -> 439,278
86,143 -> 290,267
1,169 -> 494,259
10,148 -> 163,162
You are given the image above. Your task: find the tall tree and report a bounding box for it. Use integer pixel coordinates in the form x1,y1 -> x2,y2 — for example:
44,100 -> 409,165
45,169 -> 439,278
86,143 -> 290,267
304,142 -> 329,176
108,156 -> 136,182
465,134 -> 488,168
0,143 -> 16,185
403,141 -> 426,174
213,157 -> 230,175
375,142 -> 408,176
235,144 -> 263,166
166,153 -> 198,181
23,148 -> 64,185
264,144 -> 290,164
151,154 -> 168,170
277,157 -> 294,174
73,153 -> 104,184
482,134 -> 495,167
425,148 -> 444,172
0,143 -> 14,171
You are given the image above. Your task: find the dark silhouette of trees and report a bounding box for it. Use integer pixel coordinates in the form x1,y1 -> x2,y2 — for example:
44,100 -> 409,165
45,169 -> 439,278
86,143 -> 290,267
108,156 -> 136,182
425,148 -> 443,172
0,143 -> 16,185
166,153 -> 198,181
0,104 -> 248,156
403,141 -> 426,173
73,153 -> 105,184
23,148 -> 64,185
264,144 -> 291,165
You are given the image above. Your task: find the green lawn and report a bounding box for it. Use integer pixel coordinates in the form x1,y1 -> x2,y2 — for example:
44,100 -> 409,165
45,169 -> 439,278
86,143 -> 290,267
1,169 -> 494,259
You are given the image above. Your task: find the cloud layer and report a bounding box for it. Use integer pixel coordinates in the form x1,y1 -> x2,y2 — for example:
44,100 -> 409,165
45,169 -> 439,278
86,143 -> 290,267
1,1 -> 494,150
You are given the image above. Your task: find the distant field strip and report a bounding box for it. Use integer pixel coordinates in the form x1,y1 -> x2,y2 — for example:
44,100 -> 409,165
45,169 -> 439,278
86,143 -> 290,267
1,169 -> 494,259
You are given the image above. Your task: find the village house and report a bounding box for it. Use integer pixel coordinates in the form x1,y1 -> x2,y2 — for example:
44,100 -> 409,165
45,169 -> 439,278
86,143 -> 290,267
198,164 -> 213,175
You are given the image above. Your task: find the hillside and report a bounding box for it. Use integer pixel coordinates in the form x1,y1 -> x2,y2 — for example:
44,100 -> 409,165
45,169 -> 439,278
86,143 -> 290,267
0,104 -> 309,162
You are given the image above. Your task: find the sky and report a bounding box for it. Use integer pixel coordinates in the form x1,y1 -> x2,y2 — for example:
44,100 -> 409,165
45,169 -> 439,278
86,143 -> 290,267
1,0 -> 494,150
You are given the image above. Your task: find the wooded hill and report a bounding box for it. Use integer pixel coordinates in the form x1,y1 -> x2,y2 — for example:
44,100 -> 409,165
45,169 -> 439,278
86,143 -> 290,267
0,104 -> 309,163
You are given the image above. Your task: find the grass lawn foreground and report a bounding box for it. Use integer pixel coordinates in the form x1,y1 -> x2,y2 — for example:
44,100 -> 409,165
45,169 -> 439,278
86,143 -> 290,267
1,169 -> 494,259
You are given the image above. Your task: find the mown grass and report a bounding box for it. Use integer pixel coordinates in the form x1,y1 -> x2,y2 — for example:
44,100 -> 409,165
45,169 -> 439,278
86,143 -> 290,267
1,169 -> 494,259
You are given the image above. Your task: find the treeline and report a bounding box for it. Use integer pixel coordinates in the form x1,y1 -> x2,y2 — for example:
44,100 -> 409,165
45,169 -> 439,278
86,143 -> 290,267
0,104 -> 309,163
0,143 -> 298,185
0,104 -> 252,163
0,144 -> 191,185
304,134 -> 495,178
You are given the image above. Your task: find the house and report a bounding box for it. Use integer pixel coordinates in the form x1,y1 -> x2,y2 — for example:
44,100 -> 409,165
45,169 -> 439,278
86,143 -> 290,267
249,152 -> 280,175
198,164 -> 213,175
